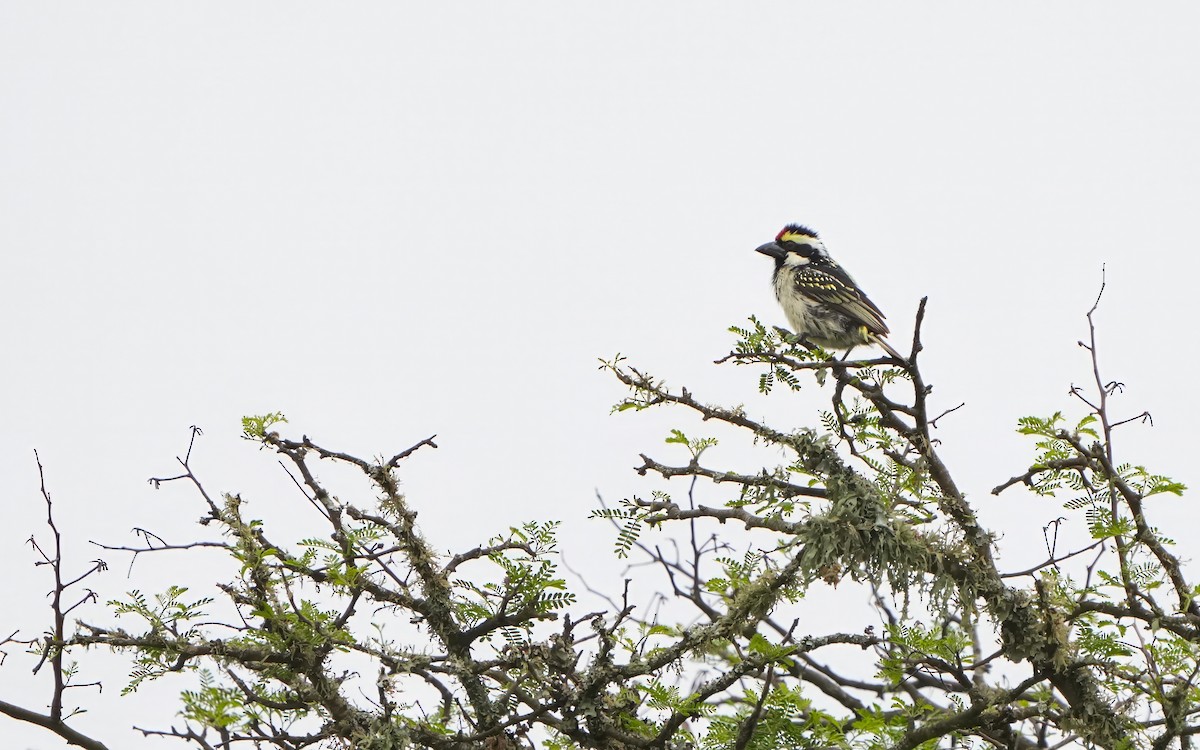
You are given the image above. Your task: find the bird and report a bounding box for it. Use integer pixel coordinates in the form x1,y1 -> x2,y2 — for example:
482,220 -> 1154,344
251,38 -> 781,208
755,224 -> 905,361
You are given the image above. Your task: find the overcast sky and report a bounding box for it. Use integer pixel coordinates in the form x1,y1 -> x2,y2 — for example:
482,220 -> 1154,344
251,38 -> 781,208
3,4 -> 1200,748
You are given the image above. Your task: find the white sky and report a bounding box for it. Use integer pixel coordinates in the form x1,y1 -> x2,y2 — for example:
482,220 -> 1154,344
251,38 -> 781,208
3,4 -> 1200,748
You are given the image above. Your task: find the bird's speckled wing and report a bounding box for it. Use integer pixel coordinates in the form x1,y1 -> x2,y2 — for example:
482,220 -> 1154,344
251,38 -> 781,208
793,263 -> 890,337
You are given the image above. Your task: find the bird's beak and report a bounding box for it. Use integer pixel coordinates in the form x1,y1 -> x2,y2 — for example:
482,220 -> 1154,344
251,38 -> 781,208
755,242 -> 785,260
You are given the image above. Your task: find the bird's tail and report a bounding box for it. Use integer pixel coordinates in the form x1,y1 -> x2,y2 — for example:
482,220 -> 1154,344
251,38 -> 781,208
871,334 -> 907,363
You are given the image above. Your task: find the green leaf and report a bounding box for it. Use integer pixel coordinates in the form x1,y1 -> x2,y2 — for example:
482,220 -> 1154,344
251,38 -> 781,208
241,411 -> 287,439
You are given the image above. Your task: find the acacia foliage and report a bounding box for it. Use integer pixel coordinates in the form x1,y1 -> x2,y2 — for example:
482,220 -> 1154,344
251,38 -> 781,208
2,295 -> 1197,750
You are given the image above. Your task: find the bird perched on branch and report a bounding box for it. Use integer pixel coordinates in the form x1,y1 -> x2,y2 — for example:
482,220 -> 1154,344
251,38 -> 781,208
755,224 -> 905,361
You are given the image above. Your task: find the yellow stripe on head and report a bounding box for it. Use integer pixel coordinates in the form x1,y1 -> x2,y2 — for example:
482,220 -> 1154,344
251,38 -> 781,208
776,224 -> 820,245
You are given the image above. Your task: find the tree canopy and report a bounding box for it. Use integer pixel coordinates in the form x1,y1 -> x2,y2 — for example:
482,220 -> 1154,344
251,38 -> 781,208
3,291 -> 1195,749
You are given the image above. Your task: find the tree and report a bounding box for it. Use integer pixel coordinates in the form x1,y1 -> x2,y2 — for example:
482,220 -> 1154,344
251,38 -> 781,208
2,287 -> 1194,749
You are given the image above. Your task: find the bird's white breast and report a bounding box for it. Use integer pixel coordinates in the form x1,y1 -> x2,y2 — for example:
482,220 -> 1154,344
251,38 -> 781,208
773,268 -> 817,334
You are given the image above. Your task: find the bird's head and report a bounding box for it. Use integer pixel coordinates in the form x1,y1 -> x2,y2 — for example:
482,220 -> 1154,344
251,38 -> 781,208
755,224 -> 828,267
